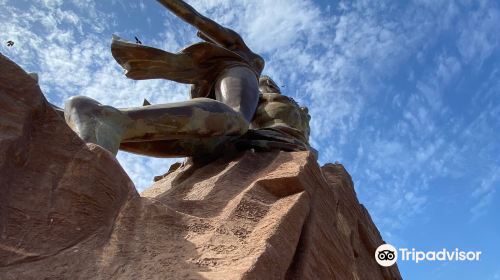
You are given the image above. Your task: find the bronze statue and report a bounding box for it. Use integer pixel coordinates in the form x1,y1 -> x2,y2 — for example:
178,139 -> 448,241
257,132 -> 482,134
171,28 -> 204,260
112,0 -> 264,122
63,0 -> 312,159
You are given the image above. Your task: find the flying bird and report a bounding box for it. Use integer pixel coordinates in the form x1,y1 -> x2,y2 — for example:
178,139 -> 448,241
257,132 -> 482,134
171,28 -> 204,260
6,40 -> 14,47
134,36 -> 142,45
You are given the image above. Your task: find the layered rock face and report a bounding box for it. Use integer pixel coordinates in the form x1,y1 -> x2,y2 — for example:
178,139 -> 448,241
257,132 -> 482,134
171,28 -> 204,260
0,54 -> 402,279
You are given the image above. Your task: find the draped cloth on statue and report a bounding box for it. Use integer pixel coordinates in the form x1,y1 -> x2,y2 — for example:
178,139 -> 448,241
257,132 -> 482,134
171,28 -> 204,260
237,125 -> 317,158
111,36 -> 263,99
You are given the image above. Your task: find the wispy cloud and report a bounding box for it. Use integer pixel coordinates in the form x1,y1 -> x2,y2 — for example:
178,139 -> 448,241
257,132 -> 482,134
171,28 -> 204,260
457,2 -> 500,67
470,163 -> 499,221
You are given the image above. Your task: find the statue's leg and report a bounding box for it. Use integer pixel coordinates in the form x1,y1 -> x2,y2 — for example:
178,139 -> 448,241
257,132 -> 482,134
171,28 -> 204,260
118,136 -> 233,158
64,96 -> 248,156
214,66 -> 260,123
120,97 -> 248,141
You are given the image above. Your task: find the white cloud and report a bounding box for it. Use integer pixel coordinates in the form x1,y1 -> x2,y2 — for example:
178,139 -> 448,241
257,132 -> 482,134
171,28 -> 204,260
457,2 -> 500,66
117,152 -> 179,191
471,167 -> 499,220
436,54 -> 461,84
40,0 -> 63,8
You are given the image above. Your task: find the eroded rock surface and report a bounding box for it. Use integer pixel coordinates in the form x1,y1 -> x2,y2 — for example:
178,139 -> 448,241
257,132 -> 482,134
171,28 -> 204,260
0,54 -> 402,279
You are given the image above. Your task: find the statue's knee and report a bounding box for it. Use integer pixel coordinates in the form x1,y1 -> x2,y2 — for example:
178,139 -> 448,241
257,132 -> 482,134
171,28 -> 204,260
64,96 -> 103,125
64,96 -> 101,112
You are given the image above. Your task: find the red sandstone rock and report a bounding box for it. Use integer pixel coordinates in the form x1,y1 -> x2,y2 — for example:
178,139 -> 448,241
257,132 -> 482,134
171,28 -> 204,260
0,54 -> 402,279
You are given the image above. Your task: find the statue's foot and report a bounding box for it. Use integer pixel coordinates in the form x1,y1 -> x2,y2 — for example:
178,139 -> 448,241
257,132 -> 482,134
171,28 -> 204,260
64,96 -> 128,155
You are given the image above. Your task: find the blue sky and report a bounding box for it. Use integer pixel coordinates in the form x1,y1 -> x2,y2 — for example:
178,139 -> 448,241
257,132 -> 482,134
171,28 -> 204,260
1,0 -> 499,278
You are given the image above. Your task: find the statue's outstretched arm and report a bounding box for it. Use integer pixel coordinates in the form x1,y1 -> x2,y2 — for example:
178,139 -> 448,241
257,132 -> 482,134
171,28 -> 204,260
156,0 -> 247,50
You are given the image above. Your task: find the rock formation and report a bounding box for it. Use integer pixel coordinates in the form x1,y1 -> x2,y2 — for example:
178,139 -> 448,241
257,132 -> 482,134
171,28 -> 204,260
0,54 -> 402,279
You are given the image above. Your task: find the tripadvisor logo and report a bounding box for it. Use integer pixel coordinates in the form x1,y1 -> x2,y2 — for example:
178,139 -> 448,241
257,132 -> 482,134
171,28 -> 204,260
375,244 -> 482,266
375,244 -> 398,267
